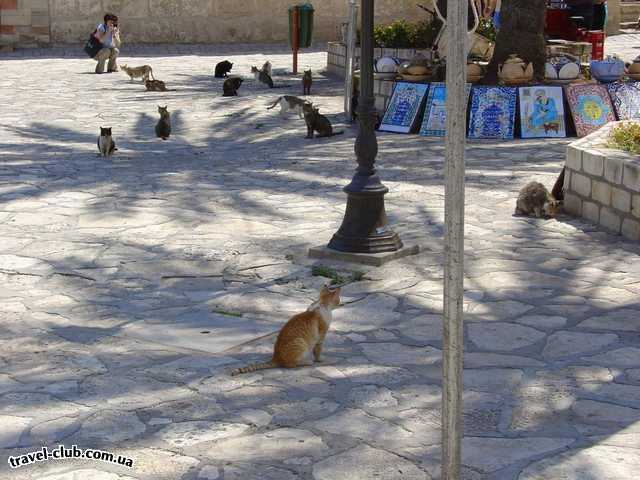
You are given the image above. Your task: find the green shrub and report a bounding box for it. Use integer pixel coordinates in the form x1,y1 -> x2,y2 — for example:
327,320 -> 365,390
608,122 -> 640,155
373,17 -> 441,49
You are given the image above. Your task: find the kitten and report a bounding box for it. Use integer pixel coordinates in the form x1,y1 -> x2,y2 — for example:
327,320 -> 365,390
223,77 -> 243,96
302,69 -> 313,95
262,60 -> 272,77
231,286 -> 341,375
155,106 -> 171,140
214,60 -> 233,78
251,65 -> 274,88
145,79 -> 168,92
515,181 -> 560,218
303,103 -> 344,139
266,95 -> 310,118
121,64 -> 154,83
97,127 -> 117,157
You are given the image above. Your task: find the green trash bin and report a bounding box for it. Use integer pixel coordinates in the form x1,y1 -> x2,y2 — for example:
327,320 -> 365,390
288,3 -> 314,48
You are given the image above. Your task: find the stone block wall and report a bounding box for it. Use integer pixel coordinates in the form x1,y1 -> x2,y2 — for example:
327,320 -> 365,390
0,0 -> 50,48
564,122 -> 640,242
49,0 -> 426,45
327,41 -> 434,78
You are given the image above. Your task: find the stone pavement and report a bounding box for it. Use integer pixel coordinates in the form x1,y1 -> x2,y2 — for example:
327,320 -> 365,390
1,39 -> 640,480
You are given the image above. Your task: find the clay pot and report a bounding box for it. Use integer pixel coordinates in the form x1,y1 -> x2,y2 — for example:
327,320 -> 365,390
498,54 -> 534,84
467,62 -> 484,83
407,65 -> 430,76
397,60 -> 412,75
628,55 -> 640,75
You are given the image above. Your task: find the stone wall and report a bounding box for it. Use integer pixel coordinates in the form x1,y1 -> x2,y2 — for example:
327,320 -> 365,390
564,122 -> 640,242
48,0 -> 426,45
0,0 -> 50,49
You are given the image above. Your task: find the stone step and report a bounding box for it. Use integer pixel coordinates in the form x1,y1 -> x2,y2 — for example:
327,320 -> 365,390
622,2 -> 640,22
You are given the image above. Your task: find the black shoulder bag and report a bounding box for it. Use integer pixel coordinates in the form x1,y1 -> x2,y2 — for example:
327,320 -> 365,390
84,29 -> 103,58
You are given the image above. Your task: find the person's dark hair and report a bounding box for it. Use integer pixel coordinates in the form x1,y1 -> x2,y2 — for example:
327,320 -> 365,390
104,13 -> 118,25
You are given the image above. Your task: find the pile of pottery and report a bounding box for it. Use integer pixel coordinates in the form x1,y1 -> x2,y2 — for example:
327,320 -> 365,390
498,54 -> 534,85
590,55 -> 625,83
545,54 -> 581,83
398,54 -> 431,82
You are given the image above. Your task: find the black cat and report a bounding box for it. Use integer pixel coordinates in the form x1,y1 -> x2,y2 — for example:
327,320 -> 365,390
214,60 -> 233,78
223,77 -> 243,97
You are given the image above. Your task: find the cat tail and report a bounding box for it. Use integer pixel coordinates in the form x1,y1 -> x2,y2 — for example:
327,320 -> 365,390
331,131 -> 345,136
271,84 -> 292,89
266,97 -> 283,109
231,359 -> 277,376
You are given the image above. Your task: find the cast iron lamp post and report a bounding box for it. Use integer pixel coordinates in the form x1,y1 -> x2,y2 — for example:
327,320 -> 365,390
327,0 -> 403,253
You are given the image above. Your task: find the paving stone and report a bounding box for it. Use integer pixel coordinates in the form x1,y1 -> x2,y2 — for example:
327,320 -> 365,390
468,322 -> 546,351
224,464 -> 296,480
238,408 -> 272,427
200,428 -> 328,462
0,415 -> 31,448
582,347 -> 640,367
463,353 -> 545,368
578,382 -> 640,408
269,397 -> 340,424
198,465 -> 221,480
515,314 -> 567,329
310,408 -> 419,447
77,410 -> 146,443
542,331 -> 619,359
463,368 -> 524,393
348,385 -> 398,410
518,444 -> 640,479
154,420 -> 249,447
463,436 -> 575,473
29,416 -> 79,444
361,343 -> 441,366
577,309 -> 640,332
466,300 -> 534,321
313,445 -> 429,480
333,294 -> 403,332
572,399 -> 640,425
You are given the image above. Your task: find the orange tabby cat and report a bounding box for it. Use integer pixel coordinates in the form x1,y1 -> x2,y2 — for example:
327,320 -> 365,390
231,285 -> 341,375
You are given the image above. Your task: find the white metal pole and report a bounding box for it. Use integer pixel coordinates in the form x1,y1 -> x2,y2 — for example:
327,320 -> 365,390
344,0 -> 358,121
442,0 -> 468,478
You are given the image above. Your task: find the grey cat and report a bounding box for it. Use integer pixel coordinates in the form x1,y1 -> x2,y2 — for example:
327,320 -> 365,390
515,181 -> 560,218
302,103 -> 344,139
97,127 -> 117,157
251,65 -> 274,88
267,95 -> 310,118
302,69 -> 312,95
155,106 -> 171,140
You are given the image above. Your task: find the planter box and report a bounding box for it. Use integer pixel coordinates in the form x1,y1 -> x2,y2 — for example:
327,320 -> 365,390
564,121 -> 640,241
327,41 -> 433,79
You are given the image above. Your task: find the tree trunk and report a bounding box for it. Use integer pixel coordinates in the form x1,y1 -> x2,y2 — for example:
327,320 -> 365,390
484,0 -> 546,83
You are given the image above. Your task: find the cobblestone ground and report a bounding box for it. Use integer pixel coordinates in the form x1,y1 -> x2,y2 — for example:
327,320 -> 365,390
1,37 -> 640,480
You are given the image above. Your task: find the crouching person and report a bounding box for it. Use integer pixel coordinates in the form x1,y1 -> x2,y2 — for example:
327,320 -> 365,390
94,13 -> 121,74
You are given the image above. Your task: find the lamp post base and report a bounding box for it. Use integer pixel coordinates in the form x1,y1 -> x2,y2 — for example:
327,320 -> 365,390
328,189 -> 403,253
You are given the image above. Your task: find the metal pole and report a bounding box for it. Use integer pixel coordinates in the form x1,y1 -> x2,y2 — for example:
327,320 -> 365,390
293,6 -> 300,75
327,0 -> 402,254
344,0 -> 358,121
442,0 -> 468,478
